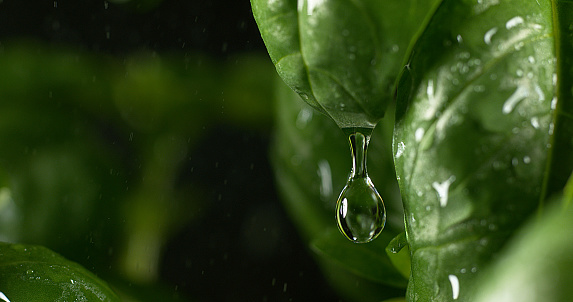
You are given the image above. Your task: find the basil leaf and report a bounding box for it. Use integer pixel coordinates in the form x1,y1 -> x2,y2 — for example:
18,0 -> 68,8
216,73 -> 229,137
0,242 -> 120,301
472,178 -> 573,302
251,0 -> 441,128
311,229 -> 407,288
393,1 -> 573,301
272,79 -> 406,300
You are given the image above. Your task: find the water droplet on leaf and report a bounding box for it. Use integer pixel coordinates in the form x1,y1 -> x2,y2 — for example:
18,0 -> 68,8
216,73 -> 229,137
336,128 -> 386,243
449,274 -> 460,300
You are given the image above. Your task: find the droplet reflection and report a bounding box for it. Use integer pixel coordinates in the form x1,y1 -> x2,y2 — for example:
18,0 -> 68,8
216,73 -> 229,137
335,128 -> 386,243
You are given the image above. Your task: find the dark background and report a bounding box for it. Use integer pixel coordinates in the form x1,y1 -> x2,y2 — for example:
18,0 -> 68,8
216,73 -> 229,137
0,0 -> 342,301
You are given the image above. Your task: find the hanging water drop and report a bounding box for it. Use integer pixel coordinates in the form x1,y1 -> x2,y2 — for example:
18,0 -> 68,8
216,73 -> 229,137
336,128 -> 386,243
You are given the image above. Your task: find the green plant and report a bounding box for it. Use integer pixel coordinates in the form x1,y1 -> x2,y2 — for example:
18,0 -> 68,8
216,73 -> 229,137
0,242 -> 121,301
0,42 -> 276,301
252,0 -> 573,301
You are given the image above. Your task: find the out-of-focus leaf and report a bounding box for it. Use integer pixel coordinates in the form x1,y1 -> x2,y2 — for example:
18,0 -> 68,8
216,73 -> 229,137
113,53 -> 275,133
0,42 -> 277,292
311,229 -> 407,288
251,0 -> 441,128
0,44 -> 129,272
471,177 -> 573,302
393,1 -> 573,301
0,242 -> 120,301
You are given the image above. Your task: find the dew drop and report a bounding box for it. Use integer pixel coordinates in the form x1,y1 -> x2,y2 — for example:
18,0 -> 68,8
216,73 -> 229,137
415,127 -> 425,142
484,27 -> 498,45
530,117 -> 540,129
395,141 -> 405,158
502,86 -> 529,114
336,128 -> 386,243
506,16 -> 524,29
449,274 -> 460,300
0,291 -> 12,302
432,175 -> 456,207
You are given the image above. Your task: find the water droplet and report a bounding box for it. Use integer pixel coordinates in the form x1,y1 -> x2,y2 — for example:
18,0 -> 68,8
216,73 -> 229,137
448,274 -> 460,300
395,141 -> 405,158
336,128 -> 386,243
0,291 -> 12,302
523,156 -> 531,164
516,69 -> 524,77
506,16 -> 524,29
534,85 -> 545,101
530,117 -> 540,129
296,108 -> 313,129
303,0 -> 326,15
484,27 -> 498,45
317,159 -> 333,201
432,175 -> 456,207
415,127 -> 425,142
550,97 -> 557,110
502,86 -> 529,114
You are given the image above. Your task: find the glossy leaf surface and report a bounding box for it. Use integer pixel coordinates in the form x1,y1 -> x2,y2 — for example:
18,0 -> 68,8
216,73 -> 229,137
271,80 -> 407,301
0,242 -> 120,301
393,0 -> 573,301
471,179 -> 573,302
251,0 -> 441,128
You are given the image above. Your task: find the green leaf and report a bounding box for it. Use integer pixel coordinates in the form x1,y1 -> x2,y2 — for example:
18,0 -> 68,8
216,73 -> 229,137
471,181 -> 573,302
251,0 -> 441,128
393,0 -> 573,301
271,76 -> 406,301
385,232 -> 410,280
0,242 -> 120,301
311,229 -> 408,288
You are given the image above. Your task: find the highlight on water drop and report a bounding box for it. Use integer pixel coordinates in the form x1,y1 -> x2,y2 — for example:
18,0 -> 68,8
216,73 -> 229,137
335,127 -> 386,243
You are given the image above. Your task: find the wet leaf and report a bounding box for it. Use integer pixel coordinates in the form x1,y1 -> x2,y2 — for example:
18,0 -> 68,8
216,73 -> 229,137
311,229 -> 407,288
271,78 -> 405,301
393,0 -> 573,300
0,242 -> 120,301
471,177 -> 573,302
385,232 -> 410,279
251,0 -> 441,128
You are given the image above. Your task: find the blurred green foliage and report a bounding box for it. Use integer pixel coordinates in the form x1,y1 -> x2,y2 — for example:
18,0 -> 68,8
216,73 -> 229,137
0,41 -> 275,301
